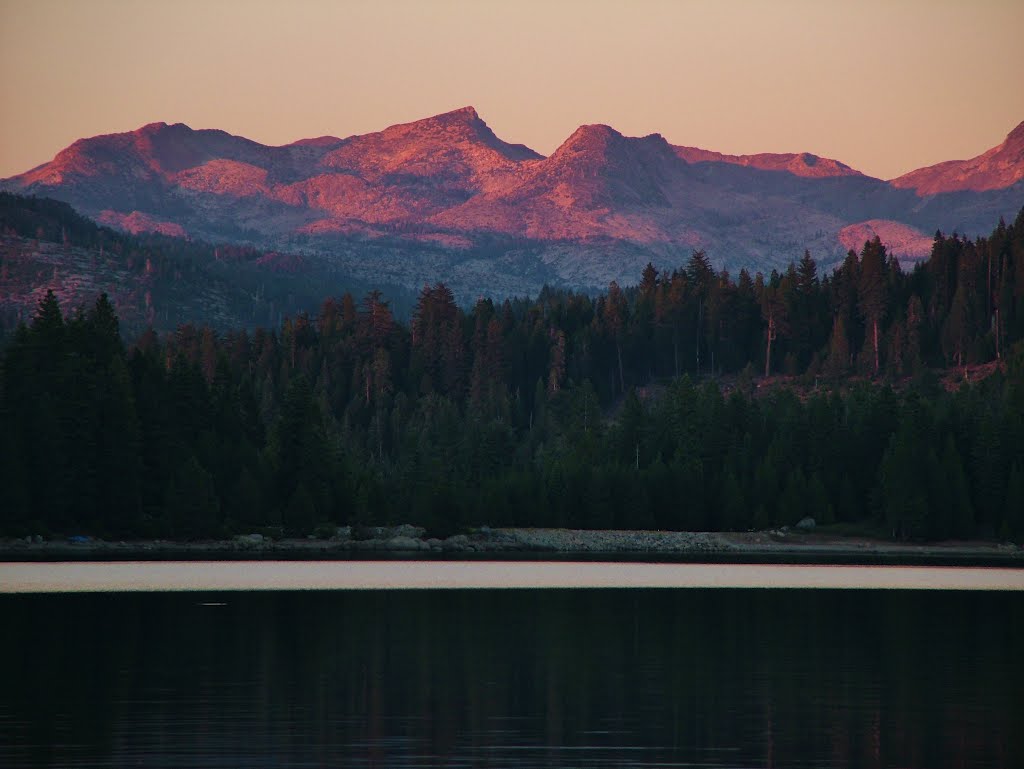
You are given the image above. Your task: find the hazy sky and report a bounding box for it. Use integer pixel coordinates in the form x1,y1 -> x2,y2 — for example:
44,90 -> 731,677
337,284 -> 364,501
1,0 -> 1022,180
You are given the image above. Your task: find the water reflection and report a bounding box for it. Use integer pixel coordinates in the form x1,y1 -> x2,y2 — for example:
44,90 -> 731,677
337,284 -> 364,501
1,590 -> 1020,768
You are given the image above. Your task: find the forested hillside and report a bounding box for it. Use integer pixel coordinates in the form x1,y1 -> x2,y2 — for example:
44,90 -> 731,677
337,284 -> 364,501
0,193 -> 416,335
2,209 -> 1023,541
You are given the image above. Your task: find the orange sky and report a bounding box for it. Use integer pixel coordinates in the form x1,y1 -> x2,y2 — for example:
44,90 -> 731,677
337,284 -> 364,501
1,0 -> 1022,180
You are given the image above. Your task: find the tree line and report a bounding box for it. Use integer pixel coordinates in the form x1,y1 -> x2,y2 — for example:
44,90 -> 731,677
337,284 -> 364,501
1,209 -> 1023,541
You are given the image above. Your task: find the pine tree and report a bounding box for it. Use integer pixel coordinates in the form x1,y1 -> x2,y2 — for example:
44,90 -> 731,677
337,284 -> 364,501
858,237 -> 888,376
943,283 -> 971,369
229,466 -> 264,527
639,262 -> 659,298
761,279 -> 788,377
779,467 -> 808,526
95,356 -> 143,535
753,450 -> 781,528
687,251 -> 714,374
942,436 -> 975,539
286,482 -> 317,533
878,430 -> 928,540
1002,463 -> 1024,543
791,250 -> 821,367
164,455 -> 220,538
268,376 -> 333,529
720,467 -> 747,530
971,412 -> 1003,533
824,315 -> 850,378
548,329 -> 566,396
806,472 -> 833,525
905,294 -> 924,374
617,388 -> 645,468
31,289 -> 64,340
0,425 -> 31,533
603,281 -> 628,394
925,446 -> 953,540
86,292 -> 122,364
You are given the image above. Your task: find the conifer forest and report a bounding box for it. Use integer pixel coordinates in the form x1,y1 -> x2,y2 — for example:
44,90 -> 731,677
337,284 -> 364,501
2,197 -> 1024,542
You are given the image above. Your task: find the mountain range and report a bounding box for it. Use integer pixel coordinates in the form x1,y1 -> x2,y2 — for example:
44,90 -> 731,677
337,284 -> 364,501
3,107 -> 1023,297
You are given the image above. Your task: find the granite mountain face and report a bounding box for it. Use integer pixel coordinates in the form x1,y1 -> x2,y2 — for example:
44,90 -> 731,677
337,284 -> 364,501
4,108 -> 1022,297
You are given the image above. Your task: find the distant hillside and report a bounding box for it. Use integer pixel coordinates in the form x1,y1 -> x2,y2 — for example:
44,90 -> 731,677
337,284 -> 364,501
0,193 -> 416,333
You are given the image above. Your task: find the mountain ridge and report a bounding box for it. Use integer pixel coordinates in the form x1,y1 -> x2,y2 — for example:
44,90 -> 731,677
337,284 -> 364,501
3,108 -> 1022,297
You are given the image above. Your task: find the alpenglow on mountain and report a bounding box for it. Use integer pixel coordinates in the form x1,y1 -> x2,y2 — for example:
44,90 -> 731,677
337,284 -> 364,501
4,107 -> 1023,297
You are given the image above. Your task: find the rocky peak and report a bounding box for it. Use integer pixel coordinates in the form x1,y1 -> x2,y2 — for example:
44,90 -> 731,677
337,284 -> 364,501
551,125 -> 672,164
554,124 -> 621,155
437,105 -> 481,123
410,106 -> 540,159
319,107 -> 541,179
384,106 -> 487,140
1003,120 -> 1024,149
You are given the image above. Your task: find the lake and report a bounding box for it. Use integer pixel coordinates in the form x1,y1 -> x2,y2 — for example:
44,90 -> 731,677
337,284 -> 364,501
1,562 -> 1021,767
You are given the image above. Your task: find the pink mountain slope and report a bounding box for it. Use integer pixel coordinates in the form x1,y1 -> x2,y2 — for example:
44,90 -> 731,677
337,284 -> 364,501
16,121 -> 276,186
3,109 -> 1021,292
891,121 -> 1024,195
432,125 -> 684,242
273,107 -> 544,224
838,220 -> 933,261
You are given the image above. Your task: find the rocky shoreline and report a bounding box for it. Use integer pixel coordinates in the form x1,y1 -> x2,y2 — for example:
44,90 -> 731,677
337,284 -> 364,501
2,525 -> 1022,564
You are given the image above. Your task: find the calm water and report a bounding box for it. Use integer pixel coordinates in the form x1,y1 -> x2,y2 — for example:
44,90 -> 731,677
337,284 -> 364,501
0,565 -> 1021,768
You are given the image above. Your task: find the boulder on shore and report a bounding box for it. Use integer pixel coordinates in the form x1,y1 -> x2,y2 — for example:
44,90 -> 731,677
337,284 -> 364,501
795,517 -> 816,532
443,534 -> 471,551
386,536 -> 421,551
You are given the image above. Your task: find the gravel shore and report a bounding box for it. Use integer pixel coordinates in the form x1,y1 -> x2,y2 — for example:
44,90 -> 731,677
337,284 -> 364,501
2,526 -> 1021,564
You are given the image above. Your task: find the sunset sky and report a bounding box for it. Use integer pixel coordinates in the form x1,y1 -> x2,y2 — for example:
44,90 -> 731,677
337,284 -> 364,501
1,0 -> 1022,181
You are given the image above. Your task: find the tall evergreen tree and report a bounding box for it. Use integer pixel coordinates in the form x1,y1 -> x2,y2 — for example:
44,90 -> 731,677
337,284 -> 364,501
858,237 -> 888,376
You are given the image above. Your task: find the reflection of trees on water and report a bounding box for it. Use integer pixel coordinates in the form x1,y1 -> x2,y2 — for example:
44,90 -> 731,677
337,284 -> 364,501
1,590 -> 1020,767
